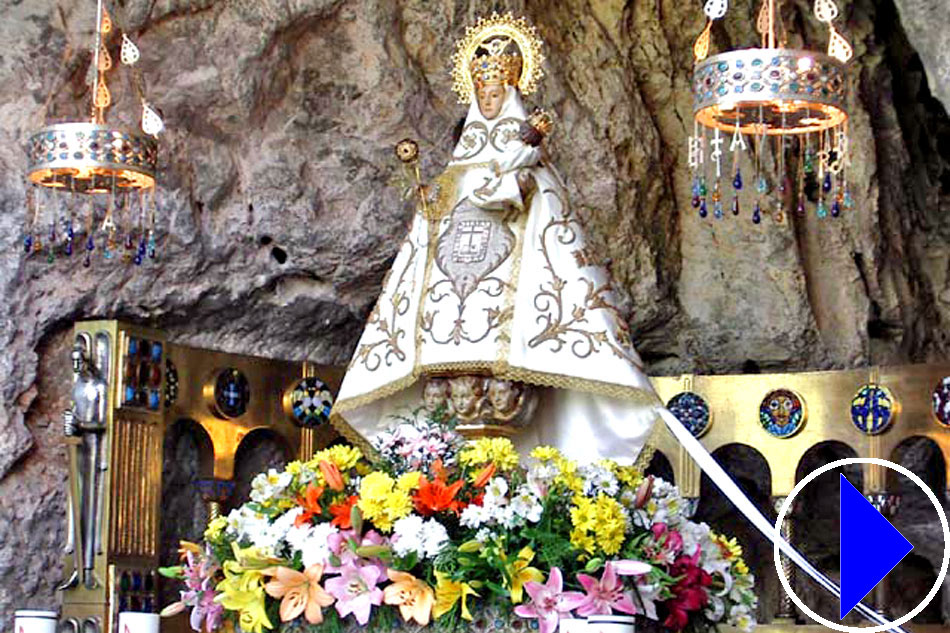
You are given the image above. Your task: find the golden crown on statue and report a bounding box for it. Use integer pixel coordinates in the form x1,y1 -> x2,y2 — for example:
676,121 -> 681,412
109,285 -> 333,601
469,38 -> 523,90
451,12 -> 544,104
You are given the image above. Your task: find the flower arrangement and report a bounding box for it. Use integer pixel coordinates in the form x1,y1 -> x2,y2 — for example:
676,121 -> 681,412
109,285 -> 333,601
162,413 -> 757,633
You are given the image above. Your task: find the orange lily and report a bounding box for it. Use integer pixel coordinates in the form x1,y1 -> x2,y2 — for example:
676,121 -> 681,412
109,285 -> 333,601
319,460 -> 345,491
431,459 -> 448,482
329,495 -> 359,529
383,569 -> 435,625
294,483 -> 325,527
473,463 -> 496,488
413,476 -> 465,516
264,564 -> 335,624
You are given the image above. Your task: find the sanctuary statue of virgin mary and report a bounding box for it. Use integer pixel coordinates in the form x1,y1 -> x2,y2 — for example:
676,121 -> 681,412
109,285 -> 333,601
331,13 -> 662,466
329,15 -> 909,632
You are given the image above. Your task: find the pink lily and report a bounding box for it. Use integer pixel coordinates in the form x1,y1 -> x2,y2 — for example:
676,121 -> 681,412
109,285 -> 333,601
514,568 -> 586,633
574,562 -> 642,616
324,560 -> 384,625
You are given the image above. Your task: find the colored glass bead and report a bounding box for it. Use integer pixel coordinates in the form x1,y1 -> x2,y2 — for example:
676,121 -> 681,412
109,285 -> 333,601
66,224 -> 74,240
733,169 -> 743,190
699,178 -> 708,197
83,253 -> 91,268
844,189 -> 854,209
49,224 -> 56,242
691,195 -> 700,208
33,238 -> 42,253
817,200 -> 828,218
822,172 -> 832,193
64,241 -> 73,256
796,200 -> 805,216
86,235 -> 95,252
46,251 -> 54,264
711,183 -> 721,202
831,199 -> 841,217
147,234 -> 156,259
752,202 -> 762,224
732,197 -> 740,216
699,198 -> 708,218
714,200 -> 724,219
804,150 -> 815,174
756,177 -> 769,194
23,235 -> 32,253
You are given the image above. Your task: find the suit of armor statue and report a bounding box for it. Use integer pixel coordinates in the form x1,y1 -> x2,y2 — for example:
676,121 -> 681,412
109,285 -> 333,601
61,340 -> 109,590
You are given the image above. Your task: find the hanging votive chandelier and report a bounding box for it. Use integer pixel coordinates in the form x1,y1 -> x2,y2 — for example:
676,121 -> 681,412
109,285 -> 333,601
689,0 -> 853,224
24,0 -> 164,267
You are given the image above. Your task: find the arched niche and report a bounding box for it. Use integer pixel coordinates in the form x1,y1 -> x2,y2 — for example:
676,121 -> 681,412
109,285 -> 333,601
886,435 -> 947,624
159,418 -> 214,607
644,450 -> 674,484
790,441 -> 861,624
887,553 -> 943,623
230,428 -> 294,507
887,435 -> 946,501
694,444 -> 773,623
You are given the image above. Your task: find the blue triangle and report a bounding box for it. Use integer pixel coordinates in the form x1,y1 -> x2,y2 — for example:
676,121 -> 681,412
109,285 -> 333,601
839,474 -> 914,619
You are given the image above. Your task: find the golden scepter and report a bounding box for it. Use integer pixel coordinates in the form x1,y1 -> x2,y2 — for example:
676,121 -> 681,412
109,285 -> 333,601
394,139 -> 430,218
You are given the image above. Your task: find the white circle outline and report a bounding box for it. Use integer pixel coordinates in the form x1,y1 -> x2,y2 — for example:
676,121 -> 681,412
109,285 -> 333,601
774,457 -> 950,633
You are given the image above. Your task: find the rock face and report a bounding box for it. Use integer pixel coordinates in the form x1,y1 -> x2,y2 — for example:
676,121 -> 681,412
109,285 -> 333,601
0,0 -> 949,624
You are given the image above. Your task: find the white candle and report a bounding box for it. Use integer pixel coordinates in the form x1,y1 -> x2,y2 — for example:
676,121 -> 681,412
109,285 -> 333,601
117,612 -> 160,633
586,614 -> 636,633
14,610 -> 58,633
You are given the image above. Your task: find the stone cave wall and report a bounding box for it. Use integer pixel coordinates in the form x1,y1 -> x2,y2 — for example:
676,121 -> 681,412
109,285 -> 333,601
0,0 -> 949,624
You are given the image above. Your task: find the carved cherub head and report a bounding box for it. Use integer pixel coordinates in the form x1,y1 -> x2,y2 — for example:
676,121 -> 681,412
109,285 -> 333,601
423,378 -> 450,413
487,378 -> 521,418
448,375 -> 486,420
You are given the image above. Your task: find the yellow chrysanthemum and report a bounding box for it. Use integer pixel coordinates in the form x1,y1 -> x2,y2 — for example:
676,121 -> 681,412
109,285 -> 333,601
286,461 -> 303,477
530,446 -> 562,462
397,471 -> 422,492
569,494 -> 627,557
713,533 -> 750,574
309,445 -> 363,471
460,438 -> 519,471
358,471 -> 413,532
612,463 -> 644,488
556,458 -> 583,494
204,516 -> 227,542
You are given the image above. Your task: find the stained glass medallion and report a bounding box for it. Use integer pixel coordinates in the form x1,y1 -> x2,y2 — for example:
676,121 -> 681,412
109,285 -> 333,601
666,391 -> 712,438
211,368 -> 250,419
285,377 -> 334,428
850,384 -> 897,435
933,377 -> 950,428
759,388 -> 806,438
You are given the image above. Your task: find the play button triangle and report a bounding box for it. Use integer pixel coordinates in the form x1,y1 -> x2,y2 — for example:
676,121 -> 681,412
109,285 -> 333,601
840,473 -> 914,619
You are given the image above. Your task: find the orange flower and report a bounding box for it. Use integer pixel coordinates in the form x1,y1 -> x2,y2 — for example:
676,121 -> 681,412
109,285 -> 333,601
473,463 -> 496,488
383,569 -> 435,625
319,460 -> 345,491
413,476 -> 465,516
431,459 -> 448,482
295,483 -> 325,528
329,495 -> 359,529
264,564 -> 335,624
